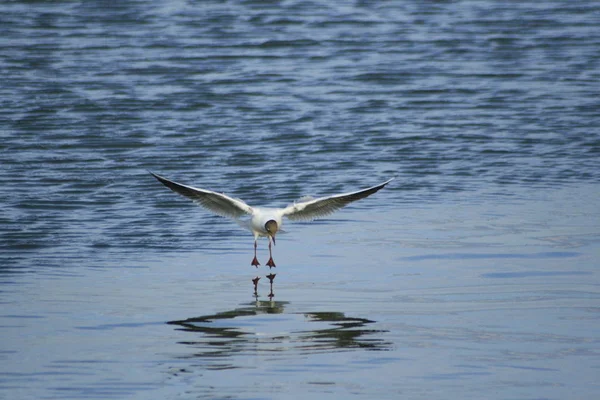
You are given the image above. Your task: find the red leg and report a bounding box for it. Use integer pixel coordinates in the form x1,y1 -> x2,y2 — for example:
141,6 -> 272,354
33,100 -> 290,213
251,240 -> 260,267
266,238 -> 276,268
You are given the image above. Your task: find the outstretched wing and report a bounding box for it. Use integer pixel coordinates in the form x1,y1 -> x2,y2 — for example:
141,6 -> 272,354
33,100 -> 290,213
149,171 -> 253,219
281,178 -> 394,221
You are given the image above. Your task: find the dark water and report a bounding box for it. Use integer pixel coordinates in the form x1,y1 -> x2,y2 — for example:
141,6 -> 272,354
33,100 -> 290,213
1,1 -> 599,399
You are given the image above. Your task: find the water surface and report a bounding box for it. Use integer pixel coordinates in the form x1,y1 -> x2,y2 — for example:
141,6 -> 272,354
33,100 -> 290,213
1,1 -> 599,399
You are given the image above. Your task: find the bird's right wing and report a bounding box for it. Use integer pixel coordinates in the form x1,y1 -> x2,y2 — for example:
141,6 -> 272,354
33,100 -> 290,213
149,172 -> 253,219
281,178 -> 394,221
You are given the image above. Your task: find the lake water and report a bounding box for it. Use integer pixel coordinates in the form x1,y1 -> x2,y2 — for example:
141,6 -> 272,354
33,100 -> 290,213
1,1 -> 599,399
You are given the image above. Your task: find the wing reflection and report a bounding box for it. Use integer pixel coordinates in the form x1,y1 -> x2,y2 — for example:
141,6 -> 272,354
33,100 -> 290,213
167,301 -> 391,367
299,312 -> 388,350
167,300 -> 287,339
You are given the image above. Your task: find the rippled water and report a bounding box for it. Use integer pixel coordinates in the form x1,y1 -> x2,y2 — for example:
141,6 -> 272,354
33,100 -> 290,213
1,1 -> 599,399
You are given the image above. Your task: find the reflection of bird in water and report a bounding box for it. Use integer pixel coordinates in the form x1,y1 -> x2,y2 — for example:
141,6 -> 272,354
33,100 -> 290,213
150,172 -> 394,296
167,303 -> 391,364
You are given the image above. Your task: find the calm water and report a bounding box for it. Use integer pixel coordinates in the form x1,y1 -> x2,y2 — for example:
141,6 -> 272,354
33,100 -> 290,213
1,1 -> 600,399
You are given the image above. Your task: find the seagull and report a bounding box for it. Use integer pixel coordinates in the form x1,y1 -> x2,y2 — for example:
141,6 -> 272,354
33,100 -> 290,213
149,172 -> 394,269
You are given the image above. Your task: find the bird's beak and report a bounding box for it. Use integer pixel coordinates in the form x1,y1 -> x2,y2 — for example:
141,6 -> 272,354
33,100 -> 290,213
272,235 -> 276,245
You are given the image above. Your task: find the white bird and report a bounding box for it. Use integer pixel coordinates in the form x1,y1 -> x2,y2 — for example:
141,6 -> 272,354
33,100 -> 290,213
150,172 -> 394,269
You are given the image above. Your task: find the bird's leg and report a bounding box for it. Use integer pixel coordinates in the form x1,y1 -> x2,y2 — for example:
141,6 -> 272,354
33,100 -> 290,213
252,276 -> 260,297
251,240 -> 260,267
266,273 -> 276,299
266,237 -> 276,268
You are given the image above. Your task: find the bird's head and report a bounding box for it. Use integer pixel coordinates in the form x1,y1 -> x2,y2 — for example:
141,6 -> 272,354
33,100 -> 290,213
265,219 -> 278,244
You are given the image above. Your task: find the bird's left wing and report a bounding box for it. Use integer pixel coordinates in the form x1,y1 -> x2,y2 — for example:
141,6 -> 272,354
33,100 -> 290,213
149,172 -> 253,219
281,178 -> 394,221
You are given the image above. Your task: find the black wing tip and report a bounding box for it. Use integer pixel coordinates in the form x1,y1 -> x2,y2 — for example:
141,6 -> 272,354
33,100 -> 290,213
148,170 -> 165,179
371,177 -> 395,191
148,170 -> 166,183
148,171 -> 182,192
348,177 -> 394,200
147,170 -> 162,180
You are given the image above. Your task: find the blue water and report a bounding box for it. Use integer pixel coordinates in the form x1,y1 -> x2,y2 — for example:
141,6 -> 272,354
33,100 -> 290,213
1,1 -> 599,399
